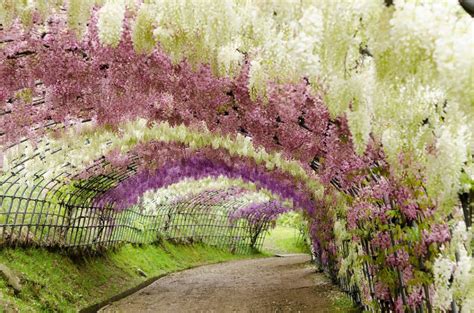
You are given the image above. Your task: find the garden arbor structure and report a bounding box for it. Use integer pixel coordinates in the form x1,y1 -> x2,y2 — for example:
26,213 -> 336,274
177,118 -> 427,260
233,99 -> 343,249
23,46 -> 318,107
0,138 -> 282,250
1,1 -> 473,312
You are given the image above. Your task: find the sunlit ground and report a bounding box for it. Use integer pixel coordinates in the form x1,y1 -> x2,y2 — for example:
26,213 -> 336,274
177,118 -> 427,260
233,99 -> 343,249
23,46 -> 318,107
262,225 -> 310,255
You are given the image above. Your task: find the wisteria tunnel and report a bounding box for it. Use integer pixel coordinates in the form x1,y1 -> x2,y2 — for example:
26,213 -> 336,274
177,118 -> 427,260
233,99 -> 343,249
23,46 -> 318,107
0,1 -> 473,312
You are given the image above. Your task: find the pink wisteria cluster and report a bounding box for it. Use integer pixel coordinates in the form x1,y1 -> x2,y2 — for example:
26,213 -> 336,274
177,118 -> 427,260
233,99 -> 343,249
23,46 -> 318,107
0,15 -> 378,181
0,12 -> 458,312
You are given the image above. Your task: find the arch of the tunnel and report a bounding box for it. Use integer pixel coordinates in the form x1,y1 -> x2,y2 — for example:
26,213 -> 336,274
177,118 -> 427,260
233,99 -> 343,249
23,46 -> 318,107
2,131 -> 319,206
92,156 -> 313,213
1,135 -> 296,247
0,97 -> 322,263
0,127 -> 313,213
118,185 -> 281,250
1,130 -> 309,225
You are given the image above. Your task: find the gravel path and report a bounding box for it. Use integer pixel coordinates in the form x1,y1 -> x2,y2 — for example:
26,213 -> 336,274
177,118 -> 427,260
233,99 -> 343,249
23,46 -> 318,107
101,254 -> 346,312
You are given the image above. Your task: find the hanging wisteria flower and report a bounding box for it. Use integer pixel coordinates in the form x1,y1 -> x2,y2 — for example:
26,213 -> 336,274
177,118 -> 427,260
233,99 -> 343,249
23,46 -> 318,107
0,1 -> 472,311
432,253 -> 455,311
97,0 -> 126,47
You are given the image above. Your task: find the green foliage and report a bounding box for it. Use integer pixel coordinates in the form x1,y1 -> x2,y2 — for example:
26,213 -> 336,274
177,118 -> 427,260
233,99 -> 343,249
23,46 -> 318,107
330,293 -> 360,313
277,211 -> 304,228
277,212 -> 309,240
262,225 -> 310,255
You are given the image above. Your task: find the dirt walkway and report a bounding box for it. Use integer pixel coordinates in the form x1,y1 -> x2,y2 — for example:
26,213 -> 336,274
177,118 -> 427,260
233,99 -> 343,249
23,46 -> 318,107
101,254 -> 350,312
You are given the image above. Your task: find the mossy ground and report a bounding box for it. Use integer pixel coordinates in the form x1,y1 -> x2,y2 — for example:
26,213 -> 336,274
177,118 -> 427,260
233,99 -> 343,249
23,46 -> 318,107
0,242 -> 259,312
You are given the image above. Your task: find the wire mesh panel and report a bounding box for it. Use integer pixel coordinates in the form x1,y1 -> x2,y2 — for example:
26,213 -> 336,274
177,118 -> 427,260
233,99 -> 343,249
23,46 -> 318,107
0,183 -> 270,253
0,132 -> 274,251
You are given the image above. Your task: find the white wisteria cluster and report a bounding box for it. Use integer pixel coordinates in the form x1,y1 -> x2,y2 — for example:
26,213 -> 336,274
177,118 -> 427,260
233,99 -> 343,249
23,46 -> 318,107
97,0 -> 126,47
334,208 -> 366,299
1,119 -> 324,199
450,221 -> 472,308
139,176 -> 283,214
433,254 -> 455,311
432,220 -> 472,311
223,191 -> 274,213
67,0 -> 96,35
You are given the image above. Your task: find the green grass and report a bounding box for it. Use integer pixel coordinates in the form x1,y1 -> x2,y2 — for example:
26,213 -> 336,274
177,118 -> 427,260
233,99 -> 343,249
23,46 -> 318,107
0,242 -> 260,312
330,293 -> 360,312
262,225 -> 310,255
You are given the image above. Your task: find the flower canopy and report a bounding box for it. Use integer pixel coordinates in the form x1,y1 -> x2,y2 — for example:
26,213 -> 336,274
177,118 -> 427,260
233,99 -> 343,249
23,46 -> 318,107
0,1 -> 473,312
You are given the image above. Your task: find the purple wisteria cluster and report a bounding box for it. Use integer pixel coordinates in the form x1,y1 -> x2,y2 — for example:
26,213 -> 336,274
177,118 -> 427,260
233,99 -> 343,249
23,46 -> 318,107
229,200 -> 293,225
171,187 -> 248,206
95,155 -> 314,214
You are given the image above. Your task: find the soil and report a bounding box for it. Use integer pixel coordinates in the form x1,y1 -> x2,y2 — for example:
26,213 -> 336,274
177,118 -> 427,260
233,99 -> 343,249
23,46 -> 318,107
100,254 -> 349,313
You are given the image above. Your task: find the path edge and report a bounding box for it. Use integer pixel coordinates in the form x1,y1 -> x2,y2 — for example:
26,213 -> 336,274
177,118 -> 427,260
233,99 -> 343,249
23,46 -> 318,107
79,255 -> 274,313
79,271 -> 170,313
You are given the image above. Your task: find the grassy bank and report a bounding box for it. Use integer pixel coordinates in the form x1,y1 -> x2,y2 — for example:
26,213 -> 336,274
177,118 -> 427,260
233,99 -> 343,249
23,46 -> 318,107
262,225 -> 310,255
0,242 -> 259,312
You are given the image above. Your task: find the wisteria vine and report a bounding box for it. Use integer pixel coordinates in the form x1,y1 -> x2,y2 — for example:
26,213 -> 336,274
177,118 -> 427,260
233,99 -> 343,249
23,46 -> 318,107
0,1 -> 472,312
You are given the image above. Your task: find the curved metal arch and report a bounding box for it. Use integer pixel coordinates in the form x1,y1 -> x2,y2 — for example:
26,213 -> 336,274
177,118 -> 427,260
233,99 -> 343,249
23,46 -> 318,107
147,189 -> 272,251
1,118 -> 286,251
1,131 -> 141,247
